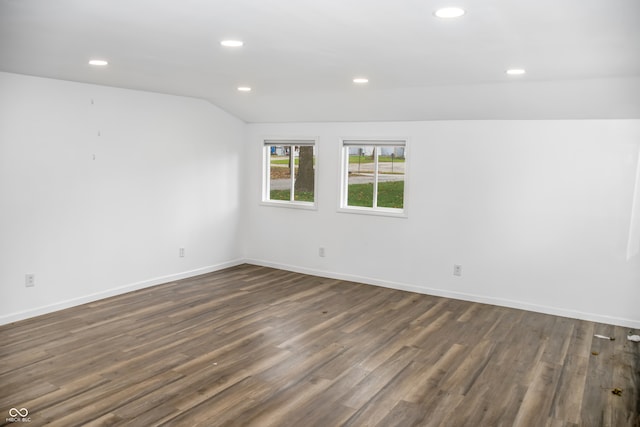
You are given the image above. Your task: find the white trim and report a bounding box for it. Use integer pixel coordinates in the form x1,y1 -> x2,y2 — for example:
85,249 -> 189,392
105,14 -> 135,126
626,145 -> 640,260
5,258 -> 639,329
262,137 -> 318,208
264,139 -> 315,146
337,206 -> 407,218
373,147 -> 379,208
262,144 -> 271,200
245,258 -> 640,330
343,139 -> 407,146
339,137 -> 408,216
0,259 -> 244,326
259,200 -> 317,210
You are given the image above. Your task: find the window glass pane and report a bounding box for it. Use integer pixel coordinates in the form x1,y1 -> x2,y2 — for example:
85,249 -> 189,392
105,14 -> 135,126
347,146 -> 374,208
376,146 -> 405,209
269,145 -> 292,201
293,146 -> 315,202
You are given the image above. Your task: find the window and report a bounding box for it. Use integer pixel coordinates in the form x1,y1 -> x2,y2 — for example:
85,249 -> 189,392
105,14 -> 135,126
340,139 -> 407,216
263,139 -> 316,208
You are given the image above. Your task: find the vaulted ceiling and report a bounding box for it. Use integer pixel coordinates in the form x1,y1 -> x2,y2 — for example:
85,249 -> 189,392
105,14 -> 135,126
1,0 -> 639,122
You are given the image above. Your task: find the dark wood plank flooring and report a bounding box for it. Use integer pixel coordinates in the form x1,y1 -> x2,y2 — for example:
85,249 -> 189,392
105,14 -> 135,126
1,264 -> 638,426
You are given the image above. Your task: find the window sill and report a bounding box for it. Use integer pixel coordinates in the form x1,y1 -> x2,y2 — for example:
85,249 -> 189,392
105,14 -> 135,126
337,206 -> 407,218
260,200 -> 318,211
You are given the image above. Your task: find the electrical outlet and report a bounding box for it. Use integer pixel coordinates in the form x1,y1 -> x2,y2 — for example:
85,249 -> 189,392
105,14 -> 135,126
453,265 -> 462,277
319,247 -> 326,257
179,248 -> 185,257
25,274 -> 35,287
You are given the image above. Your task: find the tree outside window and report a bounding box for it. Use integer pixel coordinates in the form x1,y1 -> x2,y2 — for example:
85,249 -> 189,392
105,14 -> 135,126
263,140 -> 316,207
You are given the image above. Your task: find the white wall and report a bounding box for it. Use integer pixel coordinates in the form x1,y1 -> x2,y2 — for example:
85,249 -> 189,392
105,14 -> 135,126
2,71 -> 639,329
244,120 -> 640,328
0,72 -> 245,324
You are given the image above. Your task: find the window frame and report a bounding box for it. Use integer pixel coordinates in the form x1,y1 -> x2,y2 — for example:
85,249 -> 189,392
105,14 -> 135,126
338,138 -> 408,218
261,138 -> 318,210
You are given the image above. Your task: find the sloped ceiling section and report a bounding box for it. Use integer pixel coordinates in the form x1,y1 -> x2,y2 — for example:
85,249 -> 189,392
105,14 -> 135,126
1,0 -> 639,122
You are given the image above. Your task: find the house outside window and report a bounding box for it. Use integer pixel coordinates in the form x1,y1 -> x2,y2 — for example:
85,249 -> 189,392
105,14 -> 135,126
340,139 -> 407,217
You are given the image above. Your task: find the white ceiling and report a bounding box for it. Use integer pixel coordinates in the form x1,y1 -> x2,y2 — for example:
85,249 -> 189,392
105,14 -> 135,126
1,0 -> 639,122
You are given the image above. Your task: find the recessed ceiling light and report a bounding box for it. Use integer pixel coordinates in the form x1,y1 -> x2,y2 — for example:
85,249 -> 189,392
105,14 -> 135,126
506,68 -> 526,75
221,40 -> 243,47
88,59 -> 108,66
237,86 -> 252,92
434,7 -> 466,18
353,78 -> 369,84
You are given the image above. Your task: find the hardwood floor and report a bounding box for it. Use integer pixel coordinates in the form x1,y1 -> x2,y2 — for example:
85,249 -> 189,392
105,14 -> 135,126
1,264 -> 638,426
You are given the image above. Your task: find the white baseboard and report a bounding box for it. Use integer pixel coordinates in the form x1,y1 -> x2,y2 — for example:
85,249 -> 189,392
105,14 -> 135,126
5,257 -> 638,330
246,258 -> 640,330
0,259 -> 245,326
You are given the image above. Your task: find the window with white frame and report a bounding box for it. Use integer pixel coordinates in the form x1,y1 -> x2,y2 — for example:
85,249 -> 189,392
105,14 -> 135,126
340,139 -> 407,215
262,139 -> 316,207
